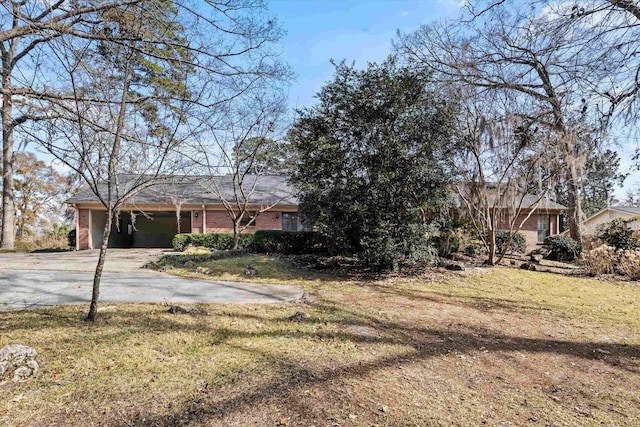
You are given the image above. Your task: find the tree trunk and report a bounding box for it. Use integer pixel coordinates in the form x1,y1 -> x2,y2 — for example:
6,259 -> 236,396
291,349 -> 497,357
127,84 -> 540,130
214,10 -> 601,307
566,165 -> 583,244
86,52 -> 133,321
174,202 -> 181,234
232,222 -> 240,250
1,69 -> 15,250
487,227 -> 496,265
86,208 -> 113,321
495,231 -> 514,265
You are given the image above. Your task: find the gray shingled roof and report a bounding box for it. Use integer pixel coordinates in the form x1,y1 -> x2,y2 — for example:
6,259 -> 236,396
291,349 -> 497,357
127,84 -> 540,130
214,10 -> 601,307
520,194 -> 567,210
66,175 -> 298,206
612,206 -> 640,215
452,184 -> 567,210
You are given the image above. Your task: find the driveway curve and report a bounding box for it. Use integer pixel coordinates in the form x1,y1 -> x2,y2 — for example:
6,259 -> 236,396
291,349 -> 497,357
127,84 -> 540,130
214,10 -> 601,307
0,249 -> 303,311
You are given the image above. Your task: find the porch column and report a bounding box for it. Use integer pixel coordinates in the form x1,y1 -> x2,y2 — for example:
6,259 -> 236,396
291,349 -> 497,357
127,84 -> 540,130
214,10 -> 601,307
202,205 -> 207,233
74,204 -> 79,250
88,210 -> 93,249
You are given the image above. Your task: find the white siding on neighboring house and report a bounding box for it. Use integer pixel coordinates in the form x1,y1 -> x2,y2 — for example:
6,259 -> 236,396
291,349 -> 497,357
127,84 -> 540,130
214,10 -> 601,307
582,207 -> 640,235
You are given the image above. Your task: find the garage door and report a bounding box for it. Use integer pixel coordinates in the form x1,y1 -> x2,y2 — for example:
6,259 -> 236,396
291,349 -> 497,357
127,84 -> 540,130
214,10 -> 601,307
106,211 -> 192,248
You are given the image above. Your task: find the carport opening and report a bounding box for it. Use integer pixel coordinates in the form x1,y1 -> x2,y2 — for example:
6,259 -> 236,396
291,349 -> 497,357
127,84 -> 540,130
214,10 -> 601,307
89,210 -> 192,249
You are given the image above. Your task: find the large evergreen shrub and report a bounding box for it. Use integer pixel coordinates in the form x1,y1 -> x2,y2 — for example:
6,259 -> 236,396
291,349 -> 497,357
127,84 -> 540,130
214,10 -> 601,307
289,59 -> 456,271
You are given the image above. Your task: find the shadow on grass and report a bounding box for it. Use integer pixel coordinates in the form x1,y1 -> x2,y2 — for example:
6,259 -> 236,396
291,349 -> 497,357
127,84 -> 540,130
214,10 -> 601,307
3,272 -> 639,426
3,293 -> 638,367
118,310 -> 639,426
5,297 -> 628,426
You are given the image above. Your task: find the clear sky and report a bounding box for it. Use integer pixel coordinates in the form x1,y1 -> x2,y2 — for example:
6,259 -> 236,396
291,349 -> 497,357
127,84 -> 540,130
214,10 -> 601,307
268,0 -> 462,110
267,0 -> 638,199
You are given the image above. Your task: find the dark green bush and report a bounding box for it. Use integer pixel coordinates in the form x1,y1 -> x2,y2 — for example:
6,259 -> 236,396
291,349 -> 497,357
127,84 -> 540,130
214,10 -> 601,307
172,233 -> 253,251
67,229 -> 76,249
172,234 -> 190,251
402,223 -> 440,265
544,235 -> 583,261
598,218 -> 640,251
432,230 -> 460,258
252,230 -> 325,254
360,227 -> 398,272
494,231 -> 526,254
360,223 -> 440,272
464,239 -> 488,257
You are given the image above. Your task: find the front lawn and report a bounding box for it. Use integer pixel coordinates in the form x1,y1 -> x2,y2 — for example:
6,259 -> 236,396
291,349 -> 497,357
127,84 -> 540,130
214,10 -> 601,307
1,256 -> 639,426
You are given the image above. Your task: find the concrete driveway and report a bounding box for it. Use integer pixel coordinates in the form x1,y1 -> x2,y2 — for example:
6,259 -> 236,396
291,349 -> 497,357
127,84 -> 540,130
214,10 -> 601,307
0,249 -> 303,311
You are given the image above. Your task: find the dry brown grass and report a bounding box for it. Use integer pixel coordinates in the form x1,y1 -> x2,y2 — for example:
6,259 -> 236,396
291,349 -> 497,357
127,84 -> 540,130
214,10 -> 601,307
1,258 -> 639,426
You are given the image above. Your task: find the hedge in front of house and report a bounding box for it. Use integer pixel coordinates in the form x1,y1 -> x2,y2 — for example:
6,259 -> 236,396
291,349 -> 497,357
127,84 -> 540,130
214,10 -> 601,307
172,230 -> 325,254
172,233 -> 253,251
544,235 -> 583,261
251,230 -> 325,254
494,230 -> 527,254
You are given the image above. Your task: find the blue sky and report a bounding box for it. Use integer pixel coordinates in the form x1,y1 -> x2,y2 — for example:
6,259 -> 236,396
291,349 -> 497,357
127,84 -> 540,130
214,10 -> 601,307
268,0 -> 638,198
269,0 -> 462,110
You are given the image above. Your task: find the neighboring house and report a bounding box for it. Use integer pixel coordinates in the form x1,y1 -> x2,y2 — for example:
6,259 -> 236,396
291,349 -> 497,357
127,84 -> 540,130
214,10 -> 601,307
581,206 -> 640,236
493,194 -> 567,253
66,175 -> 301,250
454,184 -> 568,253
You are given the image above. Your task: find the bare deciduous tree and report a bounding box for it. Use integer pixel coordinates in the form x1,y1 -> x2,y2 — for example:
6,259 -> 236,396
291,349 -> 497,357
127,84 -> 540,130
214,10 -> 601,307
464,0 -> 640,127
22,0 -> 290,321
453,88 -> 564,264
0,0 -> 154,250
196,92 -> 291,250
396,4 -> 606,243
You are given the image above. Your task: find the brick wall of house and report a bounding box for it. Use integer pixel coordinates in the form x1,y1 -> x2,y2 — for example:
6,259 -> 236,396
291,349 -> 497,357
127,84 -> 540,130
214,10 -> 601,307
205,209 -> 283,233
516,214 -> 538,252
205,210 -> 231,232
496,212 -> 559,252
192,210 -> 203,234
78,209 -> 90,250
255,211 -> 282,230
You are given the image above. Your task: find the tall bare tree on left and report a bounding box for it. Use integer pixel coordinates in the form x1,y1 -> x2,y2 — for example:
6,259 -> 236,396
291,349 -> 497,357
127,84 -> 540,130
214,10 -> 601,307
0,0 -> 147,250
20,0 -> 290,321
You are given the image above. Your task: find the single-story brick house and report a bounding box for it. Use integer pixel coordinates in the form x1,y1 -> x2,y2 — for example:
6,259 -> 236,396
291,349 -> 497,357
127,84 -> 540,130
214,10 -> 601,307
66,175 -> 302,250
454,185 -> 568,252
68,175 -> 567,252
493,194 -> 567,252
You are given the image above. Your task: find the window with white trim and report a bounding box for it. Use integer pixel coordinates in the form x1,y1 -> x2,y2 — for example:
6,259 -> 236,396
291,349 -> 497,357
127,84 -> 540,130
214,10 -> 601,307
239,211 -> 257,227
538,214 -> 551,242
282,212 -> 305,231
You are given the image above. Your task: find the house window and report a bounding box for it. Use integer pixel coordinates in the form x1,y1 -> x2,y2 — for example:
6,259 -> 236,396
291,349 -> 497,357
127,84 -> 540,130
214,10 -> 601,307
239,211 -> 257,227
538,214 -> 551,242
282,212 -> 304,231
